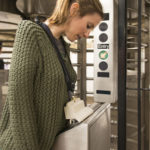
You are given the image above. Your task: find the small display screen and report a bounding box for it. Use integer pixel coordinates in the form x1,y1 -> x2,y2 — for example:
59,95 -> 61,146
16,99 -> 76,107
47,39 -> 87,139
97,72 -> 109,77
96,90 -> 111,95
103,13 -> 109,20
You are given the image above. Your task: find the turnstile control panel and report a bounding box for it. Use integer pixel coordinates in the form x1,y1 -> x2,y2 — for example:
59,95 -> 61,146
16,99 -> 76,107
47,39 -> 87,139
93,0 -> 118,103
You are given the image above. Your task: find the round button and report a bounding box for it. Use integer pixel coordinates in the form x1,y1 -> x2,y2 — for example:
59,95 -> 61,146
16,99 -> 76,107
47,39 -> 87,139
99,62 -> 108,71
99,23 -> 108,31
99,33 -> 108,42
99,51 -> 108,60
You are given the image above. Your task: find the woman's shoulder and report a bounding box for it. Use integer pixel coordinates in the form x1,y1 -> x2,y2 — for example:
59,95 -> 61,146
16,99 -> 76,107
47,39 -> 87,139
19,20 -> 38,27
15,20 -> 43,41
17,20 -> 41,33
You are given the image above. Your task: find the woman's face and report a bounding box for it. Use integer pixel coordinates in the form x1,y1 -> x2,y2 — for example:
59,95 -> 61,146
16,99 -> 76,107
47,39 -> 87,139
64,13 -> 102,42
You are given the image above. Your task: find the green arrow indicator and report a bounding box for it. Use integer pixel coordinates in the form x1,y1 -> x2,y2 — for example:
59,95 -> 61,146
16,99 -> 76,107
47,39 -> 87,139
99,50 -> 108,60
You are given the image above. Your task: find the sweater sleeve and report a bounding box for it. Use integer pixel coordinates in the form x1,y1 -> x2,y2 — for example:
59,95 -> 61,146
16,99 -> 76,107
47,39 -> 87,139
8,20 -> 40,150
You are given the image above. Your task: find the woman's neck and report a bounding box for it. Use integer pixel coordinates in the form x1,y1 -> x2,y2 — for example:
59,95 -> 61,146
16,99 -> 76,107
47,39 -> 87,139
44,20 -> 66,39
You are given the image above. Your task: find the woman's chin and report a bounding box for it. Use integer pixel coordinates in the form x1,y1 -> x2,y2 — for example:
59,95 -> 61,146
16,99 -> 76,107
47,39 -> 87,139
63,36 -> 76,43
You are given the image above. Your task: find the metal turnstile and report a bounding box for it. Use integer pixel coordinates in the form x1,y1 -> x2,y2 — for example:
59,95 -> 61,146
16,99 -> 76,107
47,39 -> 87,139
52,103 -> 110,150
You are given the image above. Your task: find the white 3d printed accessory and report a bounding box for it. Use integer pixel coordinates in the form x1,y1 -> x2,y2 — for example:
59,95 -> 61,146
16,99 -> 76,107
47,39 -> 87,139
64,98 -> 94,124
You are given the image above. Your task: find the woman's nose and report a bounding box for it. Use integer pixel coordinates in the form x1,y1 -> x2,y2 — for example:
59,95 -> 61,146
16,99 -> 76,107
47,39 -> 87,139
84,30 -> 90,38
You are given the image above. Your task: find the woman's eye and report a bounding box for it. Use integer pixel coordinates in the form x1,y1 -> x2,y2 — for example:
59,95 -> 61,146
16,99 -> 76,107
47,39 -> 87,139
87,24 -> 94,30
87,24 -> 91,29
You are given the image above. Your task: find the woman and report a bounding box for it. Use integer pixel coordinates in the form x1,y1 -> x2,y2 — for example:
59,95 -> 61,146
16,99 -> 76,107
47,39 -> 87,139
0,0 -> 103,149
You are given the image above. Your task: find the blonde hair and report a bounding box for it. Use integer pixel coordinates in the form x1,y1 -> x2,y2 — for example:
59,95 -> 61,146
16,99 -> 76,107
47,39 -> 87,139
48,0 -> 103,25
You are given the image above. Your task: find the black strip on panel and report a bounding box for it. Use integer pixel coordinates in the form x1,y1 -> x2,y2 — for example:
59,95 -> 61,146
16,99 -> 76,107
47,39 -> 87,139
97,72 -> 109,77
96,90 -> 111,95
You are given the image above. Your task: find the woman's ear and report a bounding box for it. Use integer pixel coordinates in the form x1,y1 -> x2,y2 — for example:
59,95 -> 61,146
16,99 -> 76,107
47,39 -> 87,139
70,2 -> 79,16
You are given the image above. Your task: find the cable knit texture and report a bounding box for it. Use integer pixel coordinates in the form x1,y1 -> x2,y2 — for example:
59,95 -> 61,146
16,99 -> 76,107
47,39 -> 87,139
0,20 -> 77,150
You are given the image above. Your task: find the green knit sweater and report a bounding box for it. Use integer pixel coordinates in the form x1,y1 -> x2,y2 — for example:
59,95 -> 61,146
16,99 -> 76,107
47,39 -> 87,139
0,20 -> 77,150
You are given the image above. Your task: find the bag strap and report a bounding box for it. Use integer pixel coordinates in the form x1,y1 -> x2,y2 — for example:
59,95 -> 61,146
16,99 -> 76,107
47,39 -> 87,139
37,22 -> 75,100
